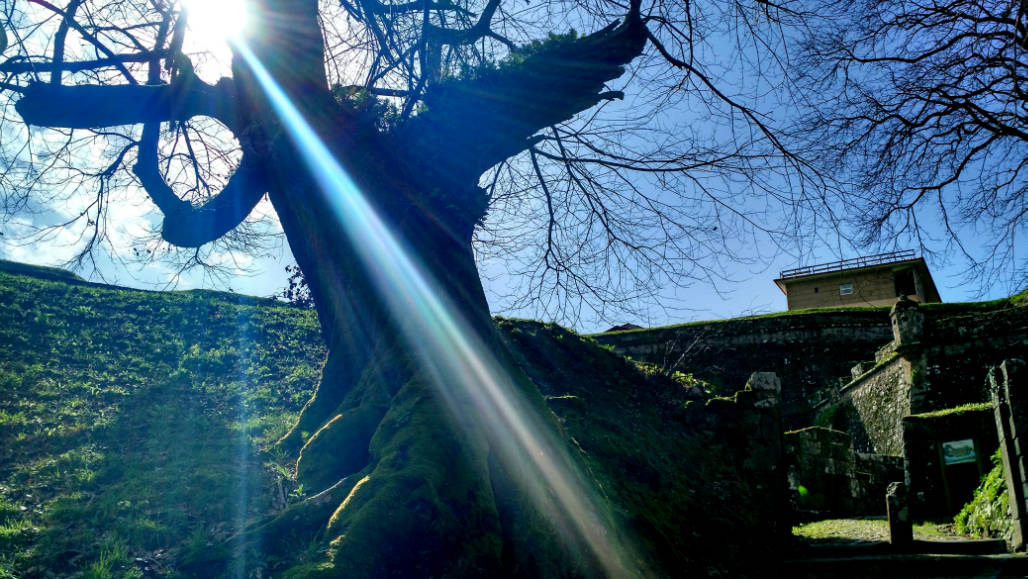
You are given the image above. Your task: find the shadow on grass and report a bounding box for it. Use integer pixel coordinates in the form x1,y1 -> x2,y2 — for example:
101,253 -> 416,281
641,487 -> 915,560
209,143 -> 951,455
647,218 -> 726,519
4,376 -> 279,576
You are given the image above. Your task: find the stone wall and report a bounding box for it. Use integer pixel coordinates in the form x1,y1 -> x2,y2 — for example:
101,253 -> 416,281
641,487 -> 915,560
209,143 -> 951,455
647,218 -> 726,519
595,297 -> 1026,433
833,355 -> 911,456
784,426 -> 903,519
700,372 -> 787,543
906,303 -> 1028,413
854,452 -> 905,515
992,360 -> 1028,550
785,427 -> 857,519
593,310 -> 893,428
596,295 -> 1025,522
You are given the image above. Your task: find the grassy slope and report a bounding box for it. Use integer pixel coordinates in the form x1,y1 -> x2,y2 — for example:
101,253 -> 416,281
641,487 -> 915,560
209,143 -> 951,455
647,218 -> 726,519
496,319 -> 777,577
0,268 -> 324,577
0,265 -> 792,577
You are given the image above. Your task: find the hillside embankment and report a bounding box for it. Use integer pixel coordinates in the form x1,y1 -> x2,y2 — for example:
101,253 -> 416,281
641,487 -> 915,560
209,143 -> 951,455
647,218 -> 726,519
0,261 -> 785,577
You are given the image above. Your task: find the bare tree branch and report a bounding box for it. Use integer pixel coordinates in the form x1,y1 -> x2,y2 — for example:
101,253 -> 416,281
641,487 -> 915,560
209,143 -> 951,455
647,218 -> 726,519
1,51 -> 171,74
15,76 -> 236,129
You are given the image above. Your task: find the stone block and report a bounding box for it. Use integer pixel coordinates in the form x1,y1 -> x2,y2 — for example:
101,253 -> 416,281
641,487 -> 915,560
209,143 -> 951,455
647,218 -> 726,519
992,358 -> 1027,551
851,360 -> 876,379
887,481 -> 912,547
890,297 -> 924,348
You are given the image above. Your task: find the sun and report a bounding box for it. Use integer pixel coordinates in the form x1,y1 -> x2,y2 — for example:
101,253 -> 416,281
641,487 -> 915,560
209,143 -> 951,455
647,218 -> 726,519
180,0 -> 250,46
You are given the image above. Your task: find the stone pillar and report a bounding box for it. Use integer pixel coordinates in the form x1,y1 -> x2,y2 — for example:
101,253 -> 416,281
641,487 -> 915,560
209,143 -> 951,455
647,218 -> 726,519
890,296 -> 924,348
886,481 -> 912,548
992,359 -> 1027,551
743,372 -> 786,542
891,296 -> 931,412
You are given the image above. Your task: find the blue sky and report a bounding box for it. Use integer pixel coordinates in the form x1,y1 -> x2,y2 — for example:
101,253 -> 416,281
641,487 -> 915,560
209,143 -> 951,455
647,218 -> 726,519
0,220 -> 1007,335
0,0 -> 1019,334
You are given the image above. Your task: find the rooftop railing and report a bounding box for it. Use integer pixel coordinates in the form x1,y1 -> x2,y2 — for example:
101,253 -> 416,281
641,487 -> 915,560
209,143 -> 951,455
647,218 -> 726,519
779,249 -> 917,280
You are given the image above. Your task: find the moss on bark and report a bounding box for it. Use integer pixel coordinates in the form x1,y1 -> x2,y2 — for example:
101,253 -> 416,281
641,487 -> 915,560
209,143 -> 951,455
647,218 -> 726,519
317,377 -> 505,576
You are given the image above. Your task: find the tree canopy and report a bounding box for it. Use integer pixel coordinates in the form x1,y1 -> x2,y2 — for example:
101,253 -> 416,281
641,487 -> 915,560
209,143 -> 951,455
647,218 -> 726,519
794,0 -> 1028,293
0,0 -> 829,325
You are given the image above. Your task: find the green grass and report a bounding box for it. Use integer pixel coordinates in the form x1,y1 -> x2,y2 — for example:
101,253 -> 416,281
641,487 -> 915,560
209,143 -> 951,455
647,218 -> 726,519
907,402 -> 993,421
0,269 -> 325,577
0,258 -> 85,282
595,287 -> 1027,336
793,518 -> 891,542
631,361 -> 719,395
592,304 -> 891,335
793,518 -> 961,542
921,289 -> 1028,313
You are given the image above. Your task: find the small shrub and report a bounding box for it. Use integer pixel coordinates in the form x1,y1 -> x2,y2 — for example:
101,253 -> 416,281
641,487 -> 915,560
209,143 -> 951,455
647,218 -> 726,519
954,449 -> 1011,539
281,265 -> 314,308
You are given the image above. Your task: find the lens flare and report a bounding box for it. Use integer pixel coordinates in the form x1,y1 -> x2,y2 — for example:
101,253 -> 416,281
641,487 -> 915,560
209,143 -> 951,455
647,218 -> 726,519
233,42 -> 647,578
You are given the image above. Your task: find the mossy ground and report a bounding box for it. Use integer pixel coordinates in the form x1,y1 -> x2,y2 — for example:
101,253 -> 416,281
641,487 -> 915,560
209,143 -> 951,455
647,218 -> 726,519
792,518 -> 964,543
907,402 -> 994,421
496,319 -> 780,576
0,269 -> 323,577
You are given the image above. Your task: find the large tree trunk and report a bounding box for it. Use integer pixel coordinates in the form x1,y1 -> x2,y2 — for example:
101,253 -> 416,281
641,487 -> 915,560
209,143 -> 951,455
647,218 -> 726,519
251,167 -> 572,576
225,99 -> 603,573
227,79 -> 546,573
269,161 -> 499,493
172,2 -> 646,574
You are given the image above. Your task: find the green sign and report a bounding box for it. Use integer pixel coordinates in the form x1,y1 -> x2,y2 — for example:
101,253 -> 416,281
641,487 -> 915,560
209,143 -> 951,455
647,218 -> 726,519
942,439 -> 976,465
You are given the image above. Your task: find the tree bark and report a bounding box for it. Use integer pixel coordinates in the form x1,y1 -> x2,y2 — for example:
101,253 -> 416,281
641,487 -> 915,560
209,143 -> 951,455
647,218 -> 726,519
227,31 -> 513,564
14,77 -> 235,129
207,4 -> 650,571
258,153 -> 522,575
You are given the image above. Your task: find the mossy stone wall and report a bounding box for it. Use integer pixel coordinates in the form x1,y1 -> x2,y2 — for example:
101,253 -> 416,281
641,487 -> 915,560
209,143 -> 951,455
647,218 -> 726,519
593,310 -> 893,428
597,298 -> 1028,435
784,427 -> 904,519
784,427 -> 856,518
841,357 -> 910,456
908,301 -> 1028,414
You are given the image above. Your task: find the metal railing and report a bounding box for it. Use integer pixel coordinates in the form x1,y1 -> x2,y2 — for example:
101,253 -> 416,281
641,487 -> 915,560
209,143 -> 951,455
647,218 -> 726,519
779,249 -> 917,279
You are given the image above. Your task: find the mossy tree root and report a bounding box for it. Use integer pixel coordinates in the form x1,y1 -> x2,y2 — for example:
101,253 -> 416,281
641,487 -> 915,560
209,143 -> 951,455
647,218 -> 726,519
289,337 -> 414,492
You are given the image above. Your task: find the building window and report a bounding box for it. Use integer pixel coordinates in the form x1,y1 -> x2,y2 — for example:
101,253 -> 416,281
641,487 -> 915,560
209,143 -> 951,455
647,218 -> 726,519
894,269 -> 917,297
839,283 -> 854,295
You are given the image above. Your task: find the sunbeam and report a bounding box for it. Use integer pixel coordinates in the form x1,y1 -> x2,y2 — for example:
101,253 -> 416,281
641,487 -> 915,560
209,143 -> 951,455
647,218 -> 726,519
232,42 -> 648,578
229,312 -> 255,579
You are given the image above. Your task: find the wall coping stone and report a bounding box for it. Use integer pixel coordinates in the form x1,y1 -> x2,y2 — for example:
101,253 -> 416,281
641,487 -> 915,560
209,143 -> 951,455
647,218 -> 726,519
840,354 -> 904,397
